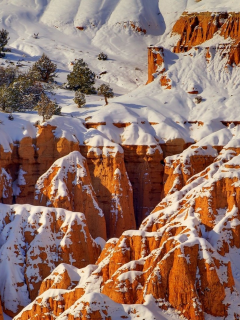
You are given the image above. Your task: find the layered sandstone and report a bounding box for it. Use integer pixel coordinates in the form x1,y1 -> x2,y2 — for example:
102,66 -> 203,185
0,204 -> 101,317
172,12 -> 240,66
15,132 -> 240,320
122,145 -> 164,225
163,144 -> 218,196
34,151 -> 107,240
147,46 -> 164,84
80,144 -> 136,238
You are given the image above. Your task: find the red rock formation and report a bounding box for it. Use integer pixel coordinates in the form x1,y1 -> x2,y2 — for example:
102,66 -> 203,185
80,145 -> 136,238
172,12 -> 240,67
163,144 -> 218,196
0,204 -> 101,317
15,138 -> 240,320
34,151 -> 107,240
122,145 -> 164,225
147,46 -> 164,84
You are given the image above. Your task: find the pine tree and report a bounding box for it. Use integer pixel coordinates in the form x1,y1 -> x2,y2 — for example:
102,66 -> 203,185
30,54 -> 57,82
74,90 -> 86,108
0,29 -> 9,57
97,84 -> 114,105
35,94 -> 61,122
67,59 -> 95,93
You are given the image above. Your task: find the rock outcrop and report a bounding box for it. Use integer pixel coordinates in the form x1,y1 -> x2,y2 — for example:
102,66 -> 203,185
147,46 -> 164,84
163,144 -> 218,196
14,129 -> 240,320
0,204 -> 101,317
123,145 -> 164,225
81,143 -> 136,238
172,12 -> 240,66
34,151 -> 107,240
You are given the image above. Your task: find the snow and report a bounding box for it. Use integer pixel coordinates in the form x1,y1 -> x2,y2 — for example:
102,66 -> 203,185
1,0 -> 240,319
0,203 -> 99,314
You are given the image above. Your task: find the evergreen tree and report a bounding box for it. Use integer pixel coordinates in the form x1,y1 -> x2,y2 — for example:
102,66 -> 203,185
97,84 -> 114,105
0,72 -> 44,112
0,29 -> 9,57
73,90 -> 86,108
35,94 -> 61,122
67,59 -> 95,93
30,54 -> 57,82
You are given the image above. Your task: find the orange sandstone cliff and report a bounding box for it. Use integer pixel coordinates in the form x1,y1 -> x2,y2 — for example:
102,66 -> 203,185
14,130 -> 240,320
34,150 -> 107,240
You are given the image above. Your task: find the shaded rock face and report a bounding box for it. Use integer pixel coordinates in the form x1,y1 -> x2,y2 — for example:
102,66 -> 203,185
34,151 -> 107,240
0,204 -> 101,317
122,145 -> 164,226
172,12 -> 240,66
80,146 -> 136,238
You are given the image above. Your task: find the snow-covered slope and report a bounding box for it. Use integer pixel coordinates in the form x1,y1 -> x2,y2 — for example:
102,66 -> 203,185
1,0 -> 240,319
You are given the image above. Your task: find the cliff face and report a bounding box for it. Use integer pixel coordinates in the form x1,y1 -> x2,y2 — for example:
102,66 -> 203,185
0,204 -> 101,317
123,145 -> 164,225
15,130 -> 240,320
147,46 -> 164,84
80,145 -> 136,238
172,12 -> 240,66
34,151 -> 107,240
0,123 -> 190,233
147,12 -> 240,85
163,144 -> 218,196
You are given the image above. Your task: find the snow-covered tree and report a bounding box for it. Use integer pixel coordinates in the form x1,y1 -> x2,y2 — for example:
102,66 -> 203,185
35,94 -> 61,122
0,71 -> 45,113
98,52 -> 108,60
73,90 -> 86,108
30,54 -> 57,82
67,59 -> 95,94
0,29 -> 9,57
97,84 -> 114,105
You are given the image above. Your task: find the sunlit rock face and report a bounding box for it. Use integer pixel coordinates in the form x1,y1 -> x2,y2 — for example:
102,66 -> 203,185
14,128 -> 240,320
34,151 -> 107,240
0,204 -> 101,317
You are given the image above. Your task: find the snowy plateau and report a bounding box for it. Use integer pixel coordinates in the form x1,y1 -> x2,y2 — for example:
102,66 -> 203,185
1,0 -> 240,319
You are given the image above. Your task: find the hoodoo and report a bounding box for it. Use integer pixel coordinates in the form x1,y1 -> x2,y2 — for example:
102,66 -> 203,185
1,0 -> 240,319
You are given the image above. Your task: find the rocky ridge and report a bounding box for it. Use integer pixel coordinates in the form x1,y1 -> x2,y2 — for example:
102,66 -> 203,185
13,125 -> 240,320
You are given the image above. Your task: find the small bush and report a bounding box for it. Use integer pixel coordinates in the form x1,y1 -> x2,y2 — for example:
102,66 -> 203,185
74,90 -> 86,108
98,52 -> 108,60
194,96 -> 203,104
97,84 -> 114,105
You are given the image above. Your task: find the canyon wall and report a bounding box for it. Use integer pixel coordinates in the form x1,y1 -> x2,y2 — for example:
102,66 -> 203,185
15,130 -> 240,320
0,124 -> 187,232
